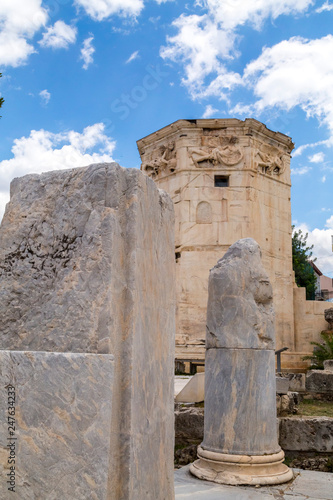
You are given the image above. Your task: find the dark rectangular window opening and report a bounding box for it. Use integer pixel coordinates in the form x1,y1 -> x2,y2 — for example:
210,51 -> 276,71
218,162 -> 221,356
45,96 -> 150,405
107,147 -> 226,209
214,175 -> 229,187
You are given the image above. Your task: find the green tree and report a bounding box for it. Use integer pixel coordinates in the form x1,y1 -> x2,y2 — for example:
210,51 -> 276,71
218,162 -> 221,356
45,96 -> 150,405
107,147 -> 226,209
302,331 -> 333,369
292,225 -> 317,300
0,73 -> 4,116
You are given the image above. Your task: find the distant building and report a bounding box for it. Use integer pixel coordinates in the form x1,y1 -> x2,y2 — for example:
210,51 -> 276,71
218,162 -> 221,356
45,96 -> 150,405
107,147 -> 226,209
310,261 -> 333,302
138,118 -> 328,371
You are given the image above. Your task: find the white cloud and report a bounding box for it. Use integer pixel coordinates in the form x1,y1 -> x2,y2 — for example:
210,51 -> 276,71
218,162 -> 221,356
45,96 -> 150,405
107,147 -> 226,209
0,0 -> 48,67
231,102 -> 254,115
316,1 -> 333,12
198,0 -> 314,31
125,50 -> 139,64
296,220 -> 333,276
39,20 -> 77,49
202,0 -> 314,29
80,36 -> 95,70
160,0 -> 314,98
202,104 -> 218,118
195,70 -> 243,100
149,16 -> 161,24
39,89 -> 51,105
243,36 -> 333,143
293,139 -> 329,157
326,215 -> 333,229
0,123 -> 116,219
0,191 -> 10,224
322,175 -> 327,182
291,166 -> 312,175
160,13 -> 240,98
309,152 -> 325,163
74,0 -> 144,21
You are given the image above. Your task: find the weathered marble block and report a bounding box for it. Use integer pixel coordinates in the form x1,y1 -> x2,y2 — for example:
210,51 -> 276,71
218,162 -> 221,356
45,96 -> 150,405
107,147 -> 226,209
324,359 -> 333,372
0,351 -> 114,500
190,238 -> 293,486
279,417 -> 333,452
202,349 -> 279,456
306,369 -> 333,393
324,308 -> 333,330
0,163 -> 176,499
206,240 -> 275,351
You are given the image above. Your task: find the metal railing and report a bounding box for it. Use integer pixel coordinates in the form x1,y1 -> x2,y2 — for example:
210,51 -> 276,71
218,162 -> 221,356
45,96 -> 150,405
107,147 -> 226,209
315,290 -> 333,301
275,347 -> 289,373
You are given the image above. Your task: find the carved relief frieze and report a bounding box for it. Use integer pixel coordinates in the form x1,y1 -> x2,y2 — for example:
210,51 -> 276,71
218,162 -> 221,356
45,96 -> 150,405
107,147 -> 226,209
255,145 -> 289,176
141,141 -> 176,179
189,136 -> 243,168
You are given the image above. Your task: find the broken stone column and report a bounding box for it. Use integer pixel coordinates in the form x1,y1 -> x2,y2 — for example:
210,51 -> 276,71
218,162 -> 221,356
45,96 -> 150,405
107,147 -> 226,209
0,163 -> 175,499
190,238 -> 293,486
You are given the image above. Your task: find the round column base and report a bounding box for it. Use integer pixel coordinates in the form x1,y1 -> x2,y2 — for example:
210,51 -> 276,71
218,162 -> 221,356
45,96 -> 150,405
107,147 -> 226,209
190,446 -> 294,486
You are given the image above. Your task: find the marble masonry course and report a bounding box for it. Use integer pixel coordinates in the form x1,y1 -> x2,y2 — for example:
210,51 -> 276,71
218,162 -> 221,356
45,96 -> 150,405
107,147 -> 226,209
0,163 -> 176,499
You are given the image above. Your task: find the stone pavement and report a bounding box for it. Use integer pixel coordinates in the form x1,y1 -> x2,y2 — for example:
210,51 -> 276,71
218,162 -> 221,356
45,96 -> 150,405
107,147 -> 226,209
175,465 -> 333,500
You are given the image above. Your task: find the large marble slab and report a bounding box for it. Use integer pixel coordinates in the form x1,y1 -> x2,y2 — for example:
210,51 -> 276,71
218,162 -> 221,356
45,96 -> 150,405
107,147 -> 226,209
0,163 -> 176,499
0,351 -> 114,499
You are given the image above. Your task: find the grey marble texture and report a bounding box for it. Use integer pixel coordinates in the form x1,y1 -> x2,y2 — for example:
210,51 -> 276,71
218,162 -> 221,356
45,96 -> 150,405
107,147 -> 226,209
191,239 -> 291,485
202,348 -> 279,456
0,162 -> 174,356
280,417 -> 333,452
0,163 -> 176,499
206,238 -> 275,350
0,351 -> 114,500
203,239 -> 279,456
305,370 -> 333,393
324,359 -> 333,372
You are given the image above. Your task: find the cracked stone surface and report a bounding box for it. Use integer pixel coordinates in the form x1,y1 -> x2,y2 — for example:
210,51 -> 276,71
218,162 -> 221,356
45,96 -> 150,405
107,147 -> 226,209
206,238 -> 275,350
176,465 -> 333,499
280,417 -> 333,453
0,162 -> 174,357
0,163 -> 176,499
202,238 -> 279,456
0,351 -> 114,500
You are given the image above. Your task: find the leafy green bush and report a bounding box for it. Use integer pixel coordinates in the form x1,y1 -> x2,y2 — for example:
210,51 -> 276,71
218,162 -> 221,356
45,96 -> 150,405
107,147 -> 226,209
292,226 -> 317,300
302,331 -> 333,369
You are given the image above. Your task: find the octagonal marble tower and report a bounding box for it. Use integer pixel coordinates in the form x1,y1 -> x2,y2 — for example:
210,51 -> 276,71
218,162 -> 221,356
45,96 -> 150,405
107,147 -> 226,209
137,118 -> 296,367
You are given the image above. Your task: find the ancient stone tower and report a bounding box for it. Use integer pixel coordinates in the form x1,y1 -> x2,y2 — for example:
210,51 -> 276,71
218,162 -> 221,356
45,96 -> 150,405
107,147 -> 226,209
137,118 -> 326,370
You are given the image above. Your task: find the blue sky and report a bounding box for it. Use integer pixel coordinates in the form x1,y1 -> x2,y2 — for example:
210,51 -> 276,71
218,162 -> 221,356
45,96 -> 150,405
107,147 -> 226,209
0,0 -> 333,275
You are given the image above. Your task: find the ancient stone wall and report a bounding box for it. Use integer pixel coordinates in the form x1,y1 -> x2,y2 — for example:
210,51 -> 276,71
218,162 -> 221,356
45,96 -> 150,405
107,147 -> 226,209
138,119 -> 305,369
292,286 -> 329,370
138,119 -> 330,371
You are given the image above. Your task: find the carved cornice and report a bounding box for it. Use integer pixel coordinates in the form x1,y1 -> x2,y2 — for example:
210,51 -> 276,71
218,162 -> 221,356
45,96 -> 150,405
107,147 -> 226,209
137,118 -> 294,156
